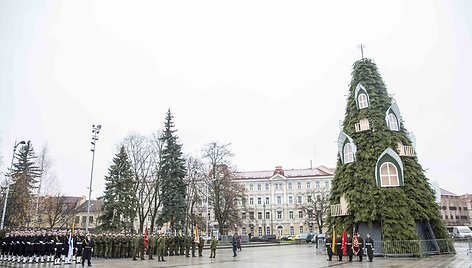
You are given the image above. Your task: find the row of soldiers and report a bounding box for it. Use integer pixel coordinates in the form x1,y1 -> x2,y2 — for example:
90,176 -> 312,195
0,229 -> 88,265
92,233 -> 207,261
325,233 -> 375,262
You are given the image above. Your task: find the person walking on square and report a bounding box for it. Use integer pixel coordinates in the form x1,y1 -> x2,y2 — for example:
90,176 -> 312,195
209,236 -> 217,258
325,233 -> 333,261
237,234 -> 242,251
81,234 -> 93,268
335,234 -> 343,261
365,233 -> 374,262
231,233 -> 238,257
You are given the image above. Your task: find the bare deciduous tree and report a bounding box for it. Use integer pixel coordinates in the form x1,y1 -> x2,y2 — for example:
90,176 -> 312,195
202,142 -> 246,235
296,189 -> 330,234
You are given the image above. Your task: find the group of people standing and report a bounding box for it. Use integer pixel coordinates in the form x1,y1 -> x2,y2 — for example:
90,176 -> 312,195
325,233 -> 375,262
0,229 -> 93,267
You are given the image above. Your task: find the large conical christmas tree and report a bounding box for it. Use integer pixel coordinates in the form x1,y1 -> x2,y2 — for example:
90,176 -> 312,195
329,58 -> 448,244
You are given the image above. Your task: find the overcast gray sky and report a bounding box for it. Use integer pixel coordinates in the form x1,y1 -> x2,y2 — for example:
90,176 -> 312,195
1,0 -> 471,198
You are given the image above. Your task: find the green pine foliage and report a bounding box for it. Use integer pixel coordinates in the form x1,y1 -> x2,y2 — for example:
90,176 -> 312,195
329,59 -> 448,241
158,109 -> 187,234
7,141 -> 41,227
99,146 -> 137,232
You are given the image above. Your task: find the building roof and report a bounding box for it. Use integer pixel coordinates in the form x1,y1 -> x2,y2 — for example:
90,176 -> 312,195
234,166 -> 335,180
440,188 -> 458,196
76,200 -> 104,213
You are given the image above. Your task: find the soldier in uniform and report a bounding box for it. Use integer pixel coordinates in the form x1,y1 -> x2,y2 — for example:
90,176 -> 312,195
168,235 -> 174,256
82,234 -> 93,267
131,235 -> 138,260
346,233 -> 353,262
325,233 -> 333,261
148,234 -> 155,260
138,234 -> 145,260
198,236 -> 204,257
46,231 -> 55,262
357,233 -> 364,262
157,234 -> 166,262
335,234 -> 343,261
53,231 -> 62,265
365,233 -> 374,262
185,235 -> 191,257
209,236 -> 217,258
75,231 -> 84,264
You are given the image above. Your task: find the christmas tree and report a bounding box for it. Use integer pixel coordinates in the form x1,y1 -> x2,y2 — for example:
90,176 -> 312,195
329,58 -> 448,246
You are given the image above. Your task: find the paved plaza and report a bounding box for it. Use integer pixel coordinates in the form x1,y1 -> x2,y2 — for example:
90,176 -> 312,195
0,242 -> 471,268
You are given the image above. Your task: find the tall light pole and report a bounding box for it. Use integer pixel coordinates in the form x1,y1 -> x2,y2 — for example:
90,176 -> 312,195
86,124 -> 101,233
1,140 -> 26,229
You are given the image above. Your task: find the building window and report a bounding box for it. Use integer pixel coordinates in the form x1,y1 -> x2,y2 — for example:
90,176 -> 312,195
445,215 -> 448,219
297,196 -> 302,204
277,196 -> 282,204
249,198 -> 254,205
289,211 -> 294,219
265,183 -> 269,190
258,212 -> 262,219
449,206 -> 457,210
290,226 -> 294,235
307,195 -> 313,203
258,197 -> 262,205
388,113 -> 399,131
242,228 -> 247,235
325,181 -> 329,188
343,143 -> 354,163
75,216 -> 80,224
288,182 -> 292,190
299,226 -> 304,234
249,184 -> 253,191
307,181 -> 311,189
315,180 -> 320,188
250,227 -> 254,235
249,212 -> 254,220
297,182 -> 302,189
275,183 -> 279,190
242,212 -> 246,219
265,197 -> 270,204
380,162 -> 399,187
257,184 -> 262,191
277,211 -> 282,220
258,227 -> 263,236
90,216 -> 94,223
298,211 -> 303,219
266,227 -> 270,235
288,196 -> 293,204
82,216 -> 87,224
464,207 -> 468,211
455,215 -> 460,219
358,93 -> 368,109
265,212 -> 270,220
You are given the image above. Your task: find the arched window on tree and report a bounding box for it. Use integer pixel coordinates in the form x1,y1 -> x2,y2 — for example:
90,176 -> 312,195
379,162 -> 399,187
388,113 -> 399,131
343,143 -> 354,163
358,93 -> 369,109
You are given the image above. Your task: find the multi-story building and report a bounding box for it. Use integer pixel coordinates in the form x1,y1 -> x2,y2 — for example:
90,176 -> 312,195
459,194 -> 472,227
74,199 -> 104,230
440,188 -> 470,226
233,165 -> 334,238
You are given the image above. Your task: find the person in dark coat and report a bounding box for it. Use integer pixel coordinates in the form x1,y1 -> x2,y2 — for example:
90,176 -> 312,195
81,234 -> 93,267
335,234 -> 343,261
325,233 -> 333,261
75,232 -> 84,264
346,233 -> 353,262
365,233 -> 374,262
231,234 -> 238,257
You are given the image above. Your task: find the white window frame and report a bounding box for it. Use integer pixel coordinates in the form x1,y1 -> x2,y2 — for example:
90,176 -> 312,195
288,196 -> 293,204
277,196 -> 282,204
290,226 -> 294,235
298,211 -> 303,219
380,162 -> 400,187
358,93 -> 369,109
306,181 -> 311,189
257,184 -> 262,191
277,211 -> 282,220
343,143 -> 354,163
388,113 -> 399,131
297,182 -> 302,189
249,197 -> 254,205
265,211 -> 270,220
265,197 -> 270,204
257,197 -> 262,205
249,184 -> 253,191
289,211 -> 294,219
265,183 -> 269,190
299,226 -> 304,234
288,182 -> 292,190
297,196 -> 302,204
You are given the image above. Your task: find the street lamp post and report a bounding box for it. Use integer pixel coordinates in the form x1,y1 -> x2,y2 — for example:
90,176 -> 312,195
263,203 -> 266,235
86,124 -> 101,233
1,140 -> 26,230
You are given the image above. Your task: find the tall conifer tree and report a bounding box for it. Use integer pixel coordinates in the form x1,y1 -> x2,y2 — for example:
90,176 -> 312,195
329,59 -> 448,242
158,109 -> 187,234
7,140 -> 41,227
99,146 -> 136,232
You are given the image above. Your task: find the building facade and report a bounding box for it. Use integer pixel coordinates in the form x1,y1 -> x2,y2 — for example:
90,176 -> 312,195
232,166 -> 334,238
440,189 -> 471,227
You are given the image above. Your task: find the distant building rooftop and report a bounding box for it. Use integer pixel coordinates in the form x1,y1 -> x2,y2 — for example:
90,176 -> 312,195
234,165 -> 335,180
76,200 -> 104,213
440,188 -> 458,197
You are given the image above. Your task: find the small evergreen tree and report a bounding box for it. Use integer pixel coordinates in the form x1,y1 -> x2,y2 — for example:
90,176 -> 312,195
7,141 -> 41,227
158,109 -> 187,234
329,59 -> 448,241
99,146 -> 136,232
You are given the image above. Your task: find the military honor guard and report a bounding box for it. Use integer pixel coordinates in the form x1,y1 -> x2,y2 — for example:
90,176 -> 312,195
365,233 -> 374,262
